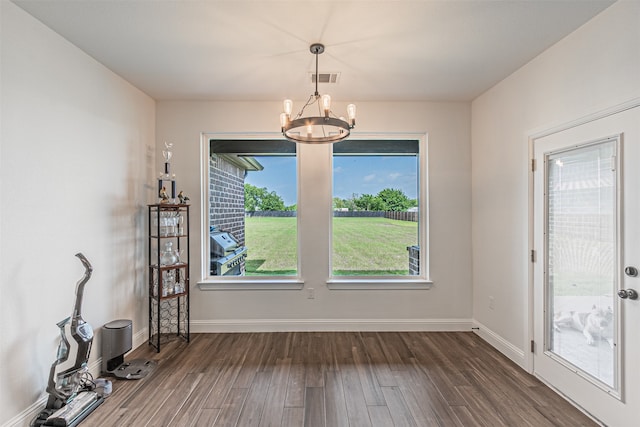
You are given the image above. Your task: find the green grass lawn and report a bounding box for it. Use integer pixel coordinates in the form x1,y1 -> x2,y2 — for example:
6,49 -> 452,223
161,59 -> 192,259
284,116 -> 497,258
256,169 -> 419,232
244,217 -> 298,275
244,216 -> 418,276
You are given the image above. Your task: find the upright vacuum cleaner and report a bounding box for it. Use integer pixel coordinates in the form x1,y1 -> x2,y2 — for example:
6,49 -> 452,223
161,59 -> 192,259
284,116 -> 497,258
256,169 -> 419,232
31,253 -> 105,427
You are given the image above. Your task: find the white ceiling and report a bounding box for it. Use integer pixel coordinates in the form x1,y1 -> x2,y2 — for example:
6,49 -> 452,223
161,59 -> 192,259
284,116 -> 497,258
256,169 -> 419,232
13,0 -> 615,102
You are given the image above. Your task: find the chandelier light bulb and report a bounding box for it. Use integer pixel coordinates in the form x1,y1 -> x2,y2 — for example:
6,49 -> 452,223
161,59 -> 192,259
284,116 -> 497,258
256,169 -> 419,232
347,104 -> 357,125
321,94 -> 331,117
307,125 -> 313,137
283,99 -> 293,117
280,112 -> 288,128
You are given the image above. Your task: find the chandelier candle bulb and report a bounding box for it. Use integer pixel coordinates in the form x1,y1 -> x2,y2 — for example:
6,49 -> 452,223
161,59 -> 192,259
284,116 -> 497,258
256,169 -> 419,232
347,103 -> 357,126
283,99 -> 293,117
322,94 -> 331,116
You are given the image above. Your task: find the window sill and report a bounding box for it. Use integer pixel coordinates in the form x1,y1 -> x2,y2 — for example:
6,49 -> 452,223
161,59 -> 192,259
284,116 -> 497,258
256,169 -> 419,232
197,278 -> 304,291
326,278 -> 433,290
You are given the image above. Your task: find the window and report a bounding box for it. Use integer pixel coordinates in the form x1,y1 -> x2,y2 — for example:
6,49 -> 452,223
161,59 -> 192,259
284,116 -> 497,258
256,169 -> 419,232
201,133 -> 430,290
332,140 -> 420,277
208,139 -> 297,279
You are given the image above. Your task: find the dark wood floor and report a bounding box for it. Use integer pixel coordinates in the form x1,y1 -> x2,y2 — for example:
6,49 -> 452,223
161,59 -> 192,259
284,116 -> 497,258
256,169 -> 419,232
83,332 -> 596,426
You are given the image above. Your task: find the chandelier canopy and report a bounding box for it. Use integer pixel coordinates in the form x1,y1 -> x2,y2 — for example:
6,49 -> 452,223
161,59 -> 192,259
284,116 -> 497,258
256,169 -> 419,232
280,43 -> 356,144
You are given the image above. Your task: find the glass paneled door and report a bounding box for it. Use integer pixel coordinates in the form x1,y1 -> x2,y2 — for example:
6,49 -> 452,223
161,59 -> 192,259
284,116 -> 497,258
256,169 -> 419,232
532,106 -> 640,426
546,140 -> 617,387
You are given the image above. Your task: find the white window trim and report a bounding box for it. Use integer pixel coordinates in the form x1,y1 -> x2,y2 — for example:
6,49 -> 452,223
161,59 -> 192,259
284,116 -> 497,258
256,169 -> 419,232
328,132 -> 431,290
198,278 -> 304,291
198,132 -> 303,290
197,131 -> 431,291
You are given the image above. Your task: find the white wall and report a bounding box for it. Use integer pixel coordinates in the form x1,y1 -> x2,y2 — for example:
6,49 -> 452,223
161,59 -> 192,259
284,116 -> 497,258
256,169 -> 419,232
471,0 -> 640,365
0,2 -> 155,425
156,101 -> 472,328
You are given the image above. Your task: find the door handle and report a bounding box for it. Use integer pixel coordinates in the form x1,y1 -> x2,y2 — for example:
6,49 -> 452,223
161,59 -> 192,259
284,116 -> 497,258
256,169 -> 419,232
618,289 -> 639,300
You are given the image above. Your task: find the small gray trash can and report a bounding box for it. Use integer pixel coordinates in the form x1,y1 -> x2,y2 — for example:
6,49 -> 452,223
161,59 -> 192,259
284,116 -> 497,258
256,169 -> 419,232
102,319 -> 133,374
102,319 -> 155,380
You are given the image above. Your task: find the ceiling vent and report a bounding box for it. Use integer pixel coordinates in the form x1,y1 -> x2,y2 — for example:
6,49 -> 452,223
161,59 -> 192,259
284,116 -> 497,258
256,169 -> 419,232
309,72 -> 341,84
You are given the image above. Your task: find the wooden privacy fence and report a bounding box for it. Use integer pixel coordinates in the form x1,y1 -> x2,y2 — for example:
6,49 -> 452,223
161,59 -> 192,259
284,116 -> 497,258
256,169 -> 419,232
246,210 -> 418,222
384,211 -> 418,222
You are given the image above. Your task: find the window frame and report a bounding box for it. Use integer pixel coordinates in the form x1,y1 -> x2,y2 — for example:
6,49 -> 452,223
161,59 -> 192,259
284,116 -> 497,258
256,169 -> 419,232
197,132 -> 431,291
327,132 -> 431,289
198,132 -> 303,290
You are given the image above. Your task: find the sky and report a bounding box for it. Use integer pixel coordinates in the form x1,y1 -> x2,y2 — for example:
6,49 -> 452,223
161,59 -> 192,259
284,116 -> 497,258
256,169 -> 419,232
245,155 -> 418,207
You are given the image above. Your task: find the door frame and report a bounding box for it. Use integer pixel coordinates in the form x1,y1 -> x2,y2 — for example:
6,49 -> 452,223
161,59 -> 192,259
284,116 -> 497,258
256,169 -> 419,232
526,97 -> 640,375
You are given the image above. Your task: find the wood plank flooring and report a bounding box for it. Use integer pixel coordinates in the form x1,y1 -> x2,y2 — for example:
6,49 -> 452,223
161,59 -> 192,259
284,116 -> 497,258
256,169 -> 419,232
83,332 -> 596,427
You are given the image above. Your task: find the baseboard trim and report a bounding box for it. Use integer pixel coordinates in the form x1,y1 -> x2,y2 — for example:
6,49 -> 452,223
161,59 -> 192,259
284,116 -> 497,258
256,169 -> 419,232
132,327 -> 148,350
190,318 -> 473,333
2,397 -> 48,427
472,320 -> 526,368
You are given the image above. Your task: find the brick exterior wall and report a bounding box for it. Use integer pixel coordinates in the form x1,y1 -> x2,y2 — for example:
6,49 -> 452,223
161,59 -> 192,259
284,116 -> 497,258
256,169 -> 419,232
407,245 -> 420,276
209,154 -> 246,246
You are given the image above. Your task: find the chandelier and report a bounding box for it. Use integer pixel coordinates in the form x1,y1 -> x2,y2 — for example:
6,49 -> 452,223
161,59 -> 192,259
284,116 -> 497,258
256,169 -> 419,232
280,43 -> 356,144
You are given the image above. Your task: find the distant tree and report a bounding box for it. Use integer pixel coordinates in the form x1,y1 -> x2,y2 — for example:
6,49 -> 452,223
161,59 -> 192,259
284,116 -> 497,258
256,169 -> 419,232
261,192 -> 286,211
244,183 -> 286,211
334,190 -> 414,211
333,197 -> 347,210
377,188 -> 412,211
244,183 -> 261,211
334,196 -> 358,211
354,193 -> 386,211
345,195 -> 359,211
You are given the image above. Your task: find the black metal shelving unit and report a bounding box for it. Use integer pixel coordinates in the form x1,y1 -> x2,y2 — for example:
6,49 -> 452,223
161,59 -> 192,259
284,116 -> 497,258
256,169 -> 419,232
148,203 -> 190,352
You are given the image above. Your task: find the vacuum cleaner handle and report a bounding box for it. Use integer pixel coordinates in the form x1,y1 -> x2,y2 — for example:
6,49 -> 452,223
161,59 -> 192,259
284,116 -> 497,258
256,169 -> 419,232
73,253 -> 93,318
75,253 -> 93,276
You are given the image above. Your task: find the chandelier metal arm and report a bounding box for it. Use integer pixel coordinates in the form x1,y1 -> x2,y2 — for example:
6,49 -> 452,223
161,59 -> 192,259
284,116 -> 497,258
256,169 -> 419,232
293,94 -> 317,120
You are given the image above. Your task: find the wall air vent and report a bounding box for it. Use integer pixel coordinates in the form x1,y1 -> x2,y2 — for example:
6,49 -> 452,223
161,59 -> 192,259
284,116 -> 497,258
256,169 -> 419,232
309,72 -> 341,84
